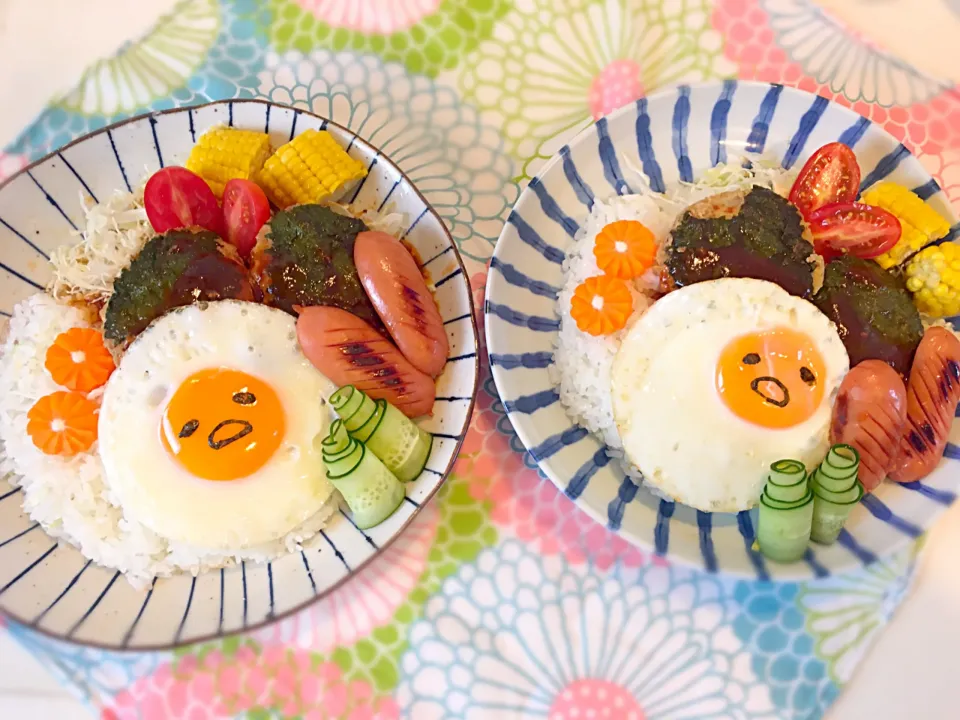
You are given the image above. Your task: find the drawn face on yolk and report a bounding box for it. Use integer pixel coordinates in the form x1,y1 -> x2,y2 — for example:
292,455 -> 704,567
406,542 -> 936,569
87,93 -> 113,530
716,328 -> 825,429
160,368 -> 285,481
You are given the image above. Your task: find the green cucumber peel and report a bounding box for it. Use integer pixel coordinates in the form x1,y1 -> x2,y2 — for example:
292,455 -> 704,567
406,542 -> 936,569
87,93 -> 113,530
812,469 -> 857,494
326,441 -> 364,479
826,444 -> 859,470
811,478 -> 863,505
768,459 -> 807,486
352,395 -> 433,483
331,385 -> 364,422
761,489 -> 813,511
354,399 -> 387,443
322,420 -> 351,455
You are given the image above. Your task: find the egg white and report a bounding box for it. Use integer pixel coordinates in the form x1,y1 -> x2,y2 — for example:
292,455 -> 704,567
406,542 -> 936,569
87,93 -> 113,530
611,278 -> 849,512
98,300 -> 336,550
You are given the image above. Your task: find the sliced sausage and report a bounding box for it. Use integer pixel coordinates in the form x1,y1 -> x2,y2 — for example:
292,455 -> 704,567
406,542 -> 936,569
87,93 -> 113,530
353,230 -> 449,377
296,305 -> 435,418
890,327 -> 960,483
830,360 -> 907,493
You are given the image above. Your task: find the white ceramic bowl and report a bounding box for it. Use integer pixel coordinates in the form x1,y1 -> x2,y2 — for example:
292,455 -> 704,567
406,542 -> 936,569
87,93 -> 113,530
0,100 -> 478,649
486,80 -> 960,580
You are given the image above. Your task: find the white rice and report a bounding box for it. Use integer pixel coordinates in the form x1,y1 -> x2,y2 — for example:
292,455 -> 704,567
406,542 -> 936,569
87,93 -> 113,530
1,176 -> 404,587
551,159 -> 794,481
0,294 -> 336,588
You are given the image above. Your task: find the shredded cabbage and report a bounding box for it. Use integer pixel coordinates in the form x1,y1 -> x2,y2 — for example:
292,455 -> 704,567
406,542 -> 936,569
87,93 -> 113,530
328,201 -> 406,236
621,155 -> 797,224
48,189 -> 153,310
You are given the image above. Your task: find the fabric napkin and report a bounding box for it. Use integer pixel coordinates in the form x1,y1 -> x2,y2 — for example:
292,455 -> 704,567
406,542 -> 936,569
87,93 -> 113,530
1,1 -> 954,717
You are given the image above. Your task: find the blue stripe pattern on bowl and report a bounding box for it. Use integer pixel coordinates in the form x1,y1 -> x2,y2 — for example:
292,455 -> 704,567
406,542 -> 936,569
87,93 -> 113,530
0,100 -> 478,649
485,81 -> 960,580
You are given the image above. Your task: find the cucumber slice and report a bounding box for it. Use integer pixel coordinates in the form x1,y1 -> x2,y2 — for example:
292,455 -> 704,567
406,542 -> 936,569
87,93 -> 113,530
323,441 -> 358,464
331,386 -> 364,423
811,477 -> 862,504
765,460 -> 808,503
817,461 -> 858,483
810,480 -> 863,545
761,489 -> 809,510
365,401 -> 433,482
322,420 -> 351,455
328,444 -> 405,529
331,385 -> 433,482
326,439 -> 363,479
826,444 -> 859,470
758,490 -> 814,563
342,391 -> 379,432
354,399 -> 386,443
766,478 -> 808,504
768,459 -> 806,486
812,467 -> 857,494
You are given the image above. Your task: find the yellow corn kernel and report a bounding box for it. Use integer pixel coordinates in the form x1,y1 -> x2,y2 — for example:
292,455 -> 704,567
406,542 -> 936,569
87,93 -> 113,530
862,182 -> 951,268
904,242 -> 960,317
257,129 -> 367,208
184,126 -> 272,197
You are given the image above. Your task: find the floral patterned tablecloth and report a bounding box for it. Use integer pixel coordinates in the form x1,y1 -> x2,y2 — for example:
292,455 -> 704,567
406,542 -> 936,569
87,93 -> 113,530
1,1 -> 957,718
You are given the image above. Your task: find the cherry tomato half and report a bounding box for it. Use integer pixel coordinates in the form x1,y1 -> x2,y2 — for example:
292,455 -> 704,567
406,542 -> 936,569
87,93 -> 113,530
144,167 -> 224,236
222,178 -> 271,260
789,142 -> 861,218
808,202 -> 902,261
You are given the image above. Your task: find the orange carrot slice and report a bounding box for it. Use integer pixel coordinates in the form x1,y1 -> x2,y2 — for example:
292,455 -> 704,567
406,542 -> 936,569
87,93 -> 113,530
45,328 -> 115,392
594,220 -> 657,279
27,391 -> 99,456
570,275 -> 633,336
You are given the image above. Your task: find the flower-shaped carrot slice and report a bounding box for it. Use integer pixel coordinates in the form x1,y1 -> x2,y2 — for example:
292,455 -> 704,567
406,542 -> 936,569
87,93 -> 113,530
45,328 -> 115,392
27,391 -> 99,456
594,220 -> 657,279
570,275 -> 634,336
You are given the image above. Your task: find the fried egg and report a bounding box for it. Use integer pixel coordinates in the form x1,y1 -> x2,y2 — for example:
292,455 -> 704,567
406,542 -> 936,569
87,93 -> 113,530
611,278 -> 849,512
98,300 -> 336,550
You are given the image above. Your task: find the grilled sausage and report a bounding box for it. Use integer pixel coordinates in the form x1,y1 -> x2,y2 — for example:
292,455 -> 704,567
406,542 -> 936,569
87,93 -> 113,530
890,327 -> 960,483
296,306 -> 435,418
354,230 -> 449,377
830,360 -> 907,492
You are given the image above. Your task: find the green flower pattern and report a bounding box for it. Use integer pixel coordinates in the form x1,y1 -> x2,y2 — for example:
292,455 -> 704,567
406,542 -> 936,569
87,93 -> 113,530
173,470 -> 498,695
269,0 -> 511,76
798,543 -> 920,685
458,0 -> 735,180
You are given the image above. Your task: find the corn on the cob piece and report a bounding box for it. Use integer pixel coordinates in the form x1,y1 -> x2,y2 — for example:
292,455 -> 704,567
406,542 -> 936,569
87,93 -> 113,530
184,127 -> 272,197
257,129 -> 367,208
904,242 -> 960,317
861,182 -> 951,268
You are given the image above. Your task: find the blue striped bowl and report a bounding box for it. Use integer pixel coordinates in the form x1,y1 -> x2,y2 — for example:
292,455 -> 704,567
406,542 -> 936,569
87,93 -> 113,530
0,100 -> 478,648
486,81 -> 960,580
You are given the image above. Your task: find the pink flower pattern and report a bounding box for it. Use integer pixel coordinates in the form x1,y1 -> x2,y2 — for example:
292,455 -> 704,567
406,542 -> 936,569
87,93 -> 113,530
0,153 -> 26,182
294,0 -> 441,34
253,502 -> 439,652
103,645 -> 399,719
713,0 -> 960,207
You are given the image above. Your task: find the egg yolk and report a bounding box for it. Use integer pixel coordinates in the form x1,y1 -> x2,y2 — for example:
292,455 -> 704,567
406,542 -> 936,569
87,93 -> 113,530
161,368 -> 285,481
716,327 -> 826,429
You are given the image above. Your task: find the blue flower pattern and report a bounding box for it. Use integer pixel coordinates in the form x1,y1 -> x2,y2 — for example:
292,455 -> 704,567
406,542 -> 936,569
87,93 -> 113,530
398,541 -> 781,719
5,0 -> 269,159
5,619 -> 158,709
